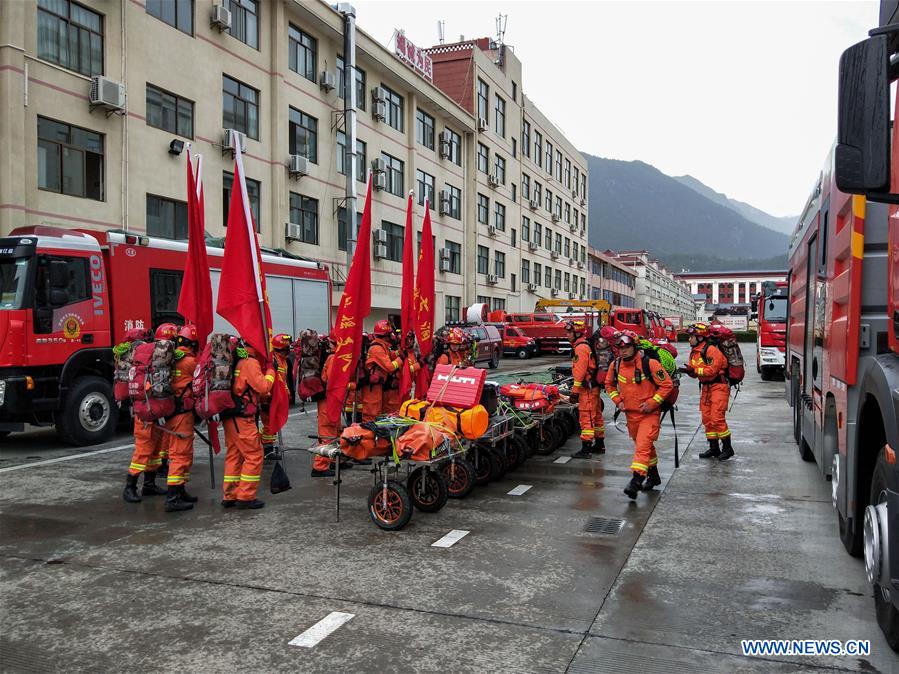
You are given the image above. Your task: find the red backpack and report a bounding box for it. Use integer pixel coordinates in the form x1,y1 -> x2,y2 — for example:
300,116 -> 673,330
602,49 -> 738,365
129,340 -> 177,422
707,327 -> 745,385
192,333 -> 239,420
113,328 -> 153,403
294,329 -> 326,402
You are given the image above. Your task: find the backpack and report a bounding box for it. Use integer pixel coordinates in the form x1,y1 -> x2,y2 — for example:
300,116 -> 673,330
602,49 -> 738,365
193,333 -> 242,420
612,347 -> 680,411
129,339 -> 177,422
705,329 -> 745,385
591,340 -> 615,386
294,329 -> 326,402
113,328 -> 153,403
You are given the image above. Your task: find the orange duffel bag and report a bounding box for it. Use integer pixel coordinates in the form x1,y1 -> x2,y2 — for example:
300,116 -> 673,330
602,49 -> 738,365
339,424 -> 391,460
425,404 -> 489,440
395,423 -> 452,461
399,399 -> 430,421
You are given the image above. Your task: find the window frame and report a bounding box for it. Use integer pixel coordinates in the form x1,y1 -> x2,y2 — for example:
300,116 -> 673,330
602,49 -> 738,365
288,192 -> 319,245
494,94 -> 505,137
381,220 -> 404,262
37,116 -> 105,201
494,202 -> 506,232
445,240 -> 461,274
288,107 -> 318,163
477,193 -> 489,225
225,0 -> 258,49
145,83 -> 194,138
382,84 -> 404,132
222,170 -> 261,232
494,251 -> 506,279
36,0 -> 104,77
146,0 -> 193,35
336,54 -> 366,111
222,74 -> 259,140
382,152 -> 405,197
288,23 -> 317,83
416,169 -> 435,209
146,193 -> 188,240
477,78 -> 489,123
477,143 -> 489,174
477,245 -> 489,275
415,109 -> 435,151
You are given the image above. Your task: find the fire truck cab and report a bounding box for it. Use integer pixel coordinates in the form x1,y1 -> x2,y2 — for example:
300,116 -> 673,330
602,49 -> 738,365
752,280 -> 788,380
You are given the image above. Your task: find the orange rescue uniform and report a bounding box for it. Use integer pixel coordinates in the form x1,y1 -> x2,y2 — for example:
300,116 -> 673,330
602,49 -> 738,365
128,419 -> 165,476
383,352 -> 421,415
362,338 -> 401,421
605,353 -> 673,476
688,342 -> 731,441
570,337 -> 604,443
164,351 -> 197,488
313,355 -> 338,471
436,350 -> 468,367
223,356 -> 275,503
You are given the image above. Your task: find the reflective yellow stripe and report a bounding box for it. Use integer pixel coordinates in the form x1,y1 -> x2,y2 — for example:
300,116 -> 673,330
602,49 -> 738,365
278,366 -> 287,373
147,458 -> 162,466
129,462 -> 146,470
240,474 -> 261,482
617,375 -> 627,382
392,359 -> 400,370
572,381 -> 583,388
581,429 -> 595,436
223,475 -> 240,483
652,394 -> 664,404
631,462 -> 648,473
705,432 -> 718,439
648,457 -> 659,466
719,429 -> 731,438
264,374 -> 275,383
697,367 -> 704,376
852,193 -> 866,219
234,369 -> 241,376
608,391 -> 619,398
173,370 -> 181,376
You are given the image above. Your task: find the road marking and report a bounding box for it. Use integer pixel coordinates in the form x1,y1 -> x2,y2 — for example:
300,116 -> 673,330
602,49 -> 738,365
288,612 -> 354,648
432,529 -> 470,548
554,456 -> 572,464
508,484 -> 532,496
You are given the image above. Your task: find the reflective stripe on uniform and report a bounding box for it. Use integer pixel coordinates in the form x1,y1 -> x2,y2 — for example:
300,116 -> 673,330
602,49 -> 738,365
240,473 -> 261,482
630,461 -> 648,474
572,381 -> 583,388
648,457 -> 659,466
719,429 -> 731,438
148,458 -> 163,466
697,367 -> 704,376
167,475 -> 187,484
129,462 -> 146,471
264,374 -> 275,383
617,375 -> 627,383
705,431 -> 719,439
652,394 -> 664,404
223,475 -> 240,483
608,390 -> 619,398
234,369 -> 241,376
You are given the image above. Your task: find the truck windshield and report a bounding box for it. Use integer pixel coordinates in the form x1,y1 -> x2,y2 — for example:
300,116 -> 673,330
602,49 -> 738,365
763,297 -> 788,323
0,258 -> 30,310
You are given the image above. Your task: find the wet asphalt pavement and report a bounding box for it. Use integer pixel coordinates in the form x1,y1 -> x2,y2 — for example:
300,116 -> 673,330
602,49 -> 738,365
1,345 -> 897,672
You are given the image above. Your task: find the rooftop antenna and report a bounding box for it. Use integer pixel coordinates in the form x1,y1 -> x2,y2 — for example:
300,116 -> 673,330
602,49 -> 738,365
438,20 -> 445,45
495,13 -> 507,46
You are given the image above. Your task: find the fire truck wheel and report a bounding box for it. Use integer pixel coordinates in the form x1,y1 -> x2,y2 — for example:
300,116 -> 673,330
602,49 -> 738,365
870,452 -> 899,649
407,467 -> 448,513
440,457 -> 475,498
368,481 -> 412,530
516,348 -> 530,360
57,376 -> 119,446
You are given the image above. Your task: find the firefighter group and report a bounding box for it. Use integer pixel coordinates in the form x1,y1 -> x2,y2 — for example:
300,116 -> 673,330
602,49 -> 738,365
117,317 -> 740,510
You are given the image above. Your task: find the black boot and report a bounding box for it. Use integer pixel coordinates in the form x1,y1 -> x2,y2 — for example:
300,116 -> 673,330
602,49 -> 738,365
141,471 -> 167,496
262,443 -> 276,463
123,474 -> 142,503
718,435 -> 735,461
164,485 -> 194,512
571,440 -> 593,459
699,439 -> 720,459
642,466 -> 662,490
180,485 -> 198,503
236,499 -> 265,509
624,472 -> 644,499
594,437 -> 606,454
157,458 -> 168,478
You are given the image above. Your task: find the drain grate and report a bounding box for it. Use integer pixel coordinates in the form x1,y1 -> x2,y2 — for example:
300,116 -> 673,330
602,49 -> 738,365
584,516 -> 625,535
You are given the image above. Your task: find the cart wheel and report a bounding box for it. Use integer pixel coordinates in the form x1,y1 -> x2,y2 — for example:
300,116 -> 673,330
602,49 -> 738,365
564,412 -> 578,438
507,435 -> 528,470
368,481 -> 413,530
407,467 -> 449,513
470,445 -> 493,486
536,421 -> 559,455
440,457 -> 476,498
551,419 -> 568,450
487,446 -> 506,480
524,428 -> 539,457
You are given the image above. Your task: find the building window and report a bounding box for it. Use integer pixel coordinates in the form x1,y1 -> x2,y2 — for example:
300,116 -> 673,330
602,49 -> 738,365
521,216 -> 530,242
446,127 -> 462,166
222,171 -> 260,231
533,262 -> 542,286
382,152 -> 404,197
573,242 -> 578,261
534,131 -> 542,168
512,138 -> 517,159
381,221 -> 404,262
564,158 -> 571,189
511,80 -> 517,102
534,222 -> 542,246
564,237 -> 571,258
565,203 -> 571,224
581,175 -> 587,199
416,170 -> 435,209
337,207 -> 362,252
511,228 -> 517,247
37,0 -> 103,77
288,24 -> 316,82
495,94 -> 506,137
545,188 -> 552,213
477,143 -> 489,174
555,150 -> 563,182
555,195 -> 563,219
555,232 -> 562,254
534,181 -> 542,204
445,295 -> 460,323
146,194 -> 187,240
446,184 -> 461,219
146,84 -> 193,138
494,202 -> 506,231
382,85 -> 404,132
445,240 -> 461,274
522,120 -> 531,158
512,183 -> 517,203
288,192 -> 318,244
222,75 -> 258,139
546,267 -> 552,288
147,0 -> 192,34
545,227 -> 552,250
477,194 -> 489,225
416,109 -> 435,150
494,155 -> 506,184
494,297 -> 506,312
288,107 -> 317,163
573,207 -> 579,226
337,131 -> 365,181
545,141 -> 553,175
581,213 -> 586,230
580,277 -> 586,296
555,269 -> 562,290
336,55 -> 366,110
521,259 -> 530,284
564,272 -> 570,292
37,117 -> 104,200
225,0 -> 258,49
574,167 -> 580,194
477,79 -> 489,123
521,174 -> 530,201
476,246 -> 490,275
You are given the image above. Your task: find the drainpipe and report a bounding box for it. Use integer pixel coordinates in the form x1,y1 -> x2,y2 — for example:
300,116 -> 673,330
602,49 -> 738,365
337,3 -> 357,266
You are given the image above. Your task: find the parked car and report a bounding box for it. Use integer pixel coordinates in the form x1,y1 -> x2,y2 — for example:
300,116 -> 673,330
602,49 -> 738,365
488,323 -> 538,359
461,324 -> 503,369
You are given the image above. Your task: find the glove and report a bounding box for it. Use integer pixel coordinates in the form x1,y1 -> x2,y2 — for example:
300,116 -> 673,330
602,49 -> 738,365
638,401 -> 654,413
568,391 -> 579,404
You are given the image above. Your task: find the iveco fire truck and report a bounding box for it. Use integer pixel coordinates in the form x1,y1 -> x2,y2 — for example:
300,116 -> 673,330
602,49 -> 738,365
785,1 -> 899,648
752,280 -> 788,380
0,226 -> 331,446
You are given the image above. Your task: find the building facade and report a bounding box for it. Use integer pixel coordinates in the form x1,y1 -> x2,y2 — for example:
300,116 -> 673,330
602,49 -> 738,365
587,246 -> 636,308
605,250 -> 695,321
1,0 -> 588,328
674,270 -> 788,307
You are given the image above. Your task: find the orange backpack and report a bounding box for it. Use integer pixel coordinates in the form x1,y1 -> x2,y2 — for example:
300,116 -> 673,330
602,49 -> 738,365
394,423 -> 452,461
339,424 -> 391,460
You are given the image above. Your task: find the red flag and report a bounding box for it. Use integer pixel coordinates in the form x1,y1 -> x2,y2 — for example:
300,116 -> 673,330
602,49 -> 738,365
414,203 -> 436,393
326,178 -> 373,423
178,151 -> 213,347
216,131 -> 288,433
398,192 -> 416,399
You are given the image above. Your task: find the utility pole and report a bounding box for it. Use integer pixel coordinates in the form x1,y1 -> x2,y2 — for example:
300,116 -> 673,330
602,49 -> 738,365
338,3 -> 357,266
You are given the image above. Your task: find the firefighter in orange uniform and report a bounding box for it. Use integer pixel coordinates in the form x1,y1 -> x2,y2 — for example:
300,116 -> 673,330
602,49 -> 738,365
567,320 -> 604,459
122,322 -> 178,503
164,325 -> 199,512
260,333 -> 291,458
436,328 -> 469,367
313,335 -> 339,477
222,342 -> 276,509
605,330 -> 673,499
361,320 -> 401,422
683,322 -> 734,461
383,330 -> 421,415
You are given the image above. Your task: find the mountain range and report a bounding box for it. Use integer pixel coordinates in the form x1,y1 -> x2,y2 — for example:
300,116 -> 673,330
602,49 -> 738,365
583,154 -> 797,271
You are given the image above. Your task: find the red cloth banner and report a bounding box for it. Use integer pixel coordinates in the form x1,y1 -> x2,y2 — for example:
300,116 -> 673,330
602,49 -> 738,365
414,204 -> 435,393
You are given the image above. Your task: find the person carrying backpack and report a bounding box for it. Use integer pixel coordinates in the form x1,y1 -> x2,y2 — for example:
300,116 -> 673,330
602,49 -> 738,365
122,322 -> 178,503
383,329 -> 421,415
362,320 -> 401,421
260,333 -> 291,459
436,328 -> 469,368
605,330 -> 673,499
682,322 -> 734,461
163,324 -> 199,512
313,333 -> 340,477
567,319 -> 604,459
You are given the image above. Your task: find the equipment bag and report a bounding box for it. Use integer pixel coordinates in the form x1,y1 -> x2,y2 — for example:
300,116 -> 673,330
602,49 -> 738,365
395,423 -> 451,461
129,339 -> 176,422
612,348 -> 680,412
294,329 -> 326,402
339,423 -> 392,460
710,328 -> 745,385
270,459 -> 292,494
399,399 -> 430,421
480,382 -> 500,415
192,333 -> 239,420
113,328 -> 153,403
425,404 -> 489,440
427,364 -> 486,408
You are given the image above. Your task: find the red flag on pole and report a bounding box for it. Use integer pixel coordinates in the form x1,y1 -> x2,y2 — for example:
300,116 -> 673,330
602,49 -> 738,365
216,131 -> 288,433
177,150 -> 213,347
414,202 -> 435,393
326,178 -> 373,423
398,192 -> 416,399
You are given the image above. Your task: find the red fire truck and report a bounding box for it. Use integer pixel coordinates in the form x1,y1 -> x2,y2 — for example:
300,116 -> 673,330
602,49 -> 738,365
610,308 -> 667,340
0,226 -> 331,446
752,280 -> 788,380
786,8 -> 899,648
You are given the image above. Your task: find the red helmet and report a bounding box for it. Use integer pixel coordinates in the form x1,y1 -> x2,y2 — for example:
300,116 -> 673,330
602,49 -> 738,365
564,319 -> 587,336
616,330 -> 639,347
599,325 -> 619,341
271,333 -> 292,351
155,323 -> 178,341
446,327 -> 466,345
177,325 -> 198,342
686,322 -> 710,338
709,323 -> 732,339
373,319 -> 392,337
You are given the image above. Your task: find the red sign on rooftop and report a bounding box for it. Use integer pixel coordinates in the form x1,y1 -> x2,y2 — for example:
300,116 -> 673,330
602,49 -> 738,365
395,30 -> 433,81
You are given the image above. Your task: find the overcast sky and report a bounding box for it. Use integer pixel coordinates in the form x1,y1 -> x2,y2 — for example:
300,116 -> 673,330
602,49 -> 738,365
353,0 -> 877,217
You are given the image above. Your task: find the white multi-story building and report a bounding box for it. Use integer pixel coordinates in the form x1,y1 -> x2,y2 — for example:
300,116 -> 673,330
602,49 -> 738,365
675,270 -> 788,306
587,246 -> 637,308
605,250 -> 695,321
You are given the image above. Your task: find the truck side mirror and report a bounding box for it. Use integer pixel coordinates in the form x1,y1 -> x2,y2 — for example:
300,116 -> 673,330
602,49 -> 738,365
49,260 -> 69,288
835,34 -> 891,194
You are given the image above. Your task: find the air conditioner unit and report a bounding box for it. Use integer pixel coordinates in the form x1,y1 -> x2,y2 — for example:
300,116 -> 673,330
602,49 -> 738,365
222,129 -> 246,154
373,173 -> 387,191
371,158 -> 386,174
527,283 -> 538,292
551,213 -> 560,223
374,244 -> 388,260
439,247 -> 451,261
569,222 -> 578,232
288,154 -> 308,177
580,198 -> 586,207
439,138 -> 452,159
528,199 -> 539,210
477,117 -> 488,132
550,287 -> 559,297
373,229 -> 388,245
285,222 -> 302,241
439,258 -> 451,273
320,71 -> 336,92
486,274 -> 498,285
528,241 -> 538,252
373,99 -> 387,122
372,86 -> 387,103
569,292 -> 576,299
551,250 -> 559,260
572,189 -> 578,199
211,4 -> 231,31
89,76 -> 125,111
568,258 -> 574,266
487,174 -> 500,188
438,190 -> 451,215
487,224 -> 497,236
577,261 -> 584,269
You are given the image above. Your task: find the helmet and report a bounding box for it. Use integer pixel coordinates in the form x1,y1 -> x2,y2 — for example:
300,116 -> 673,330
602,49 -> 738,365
373,319 -> 393,337
271,333 -> 292,351
176,324 -> 199,350
564,319 -> 587,336
125,328 -> 153,343
155,323 -> 178,341
446,327 -> 465,345
686,322 -> 710,338
599,325 -> 619,341
616,330 -> 639,347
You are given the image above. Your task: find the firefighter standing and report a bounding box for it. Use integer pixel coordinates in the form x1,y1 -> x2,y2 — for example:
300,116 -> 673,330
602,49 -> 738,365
436,328 -> 469,367
567,320 -> 604,459
122,322 -> 178,503
683,323 -> 734,461
605,330 -> 673,499
222,343 -> 276,509
313,335 -> 339,478
164,325 -> 199,512
361,320 -> 401,422
383,330 -> 421,415
260,333 -> 291,459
